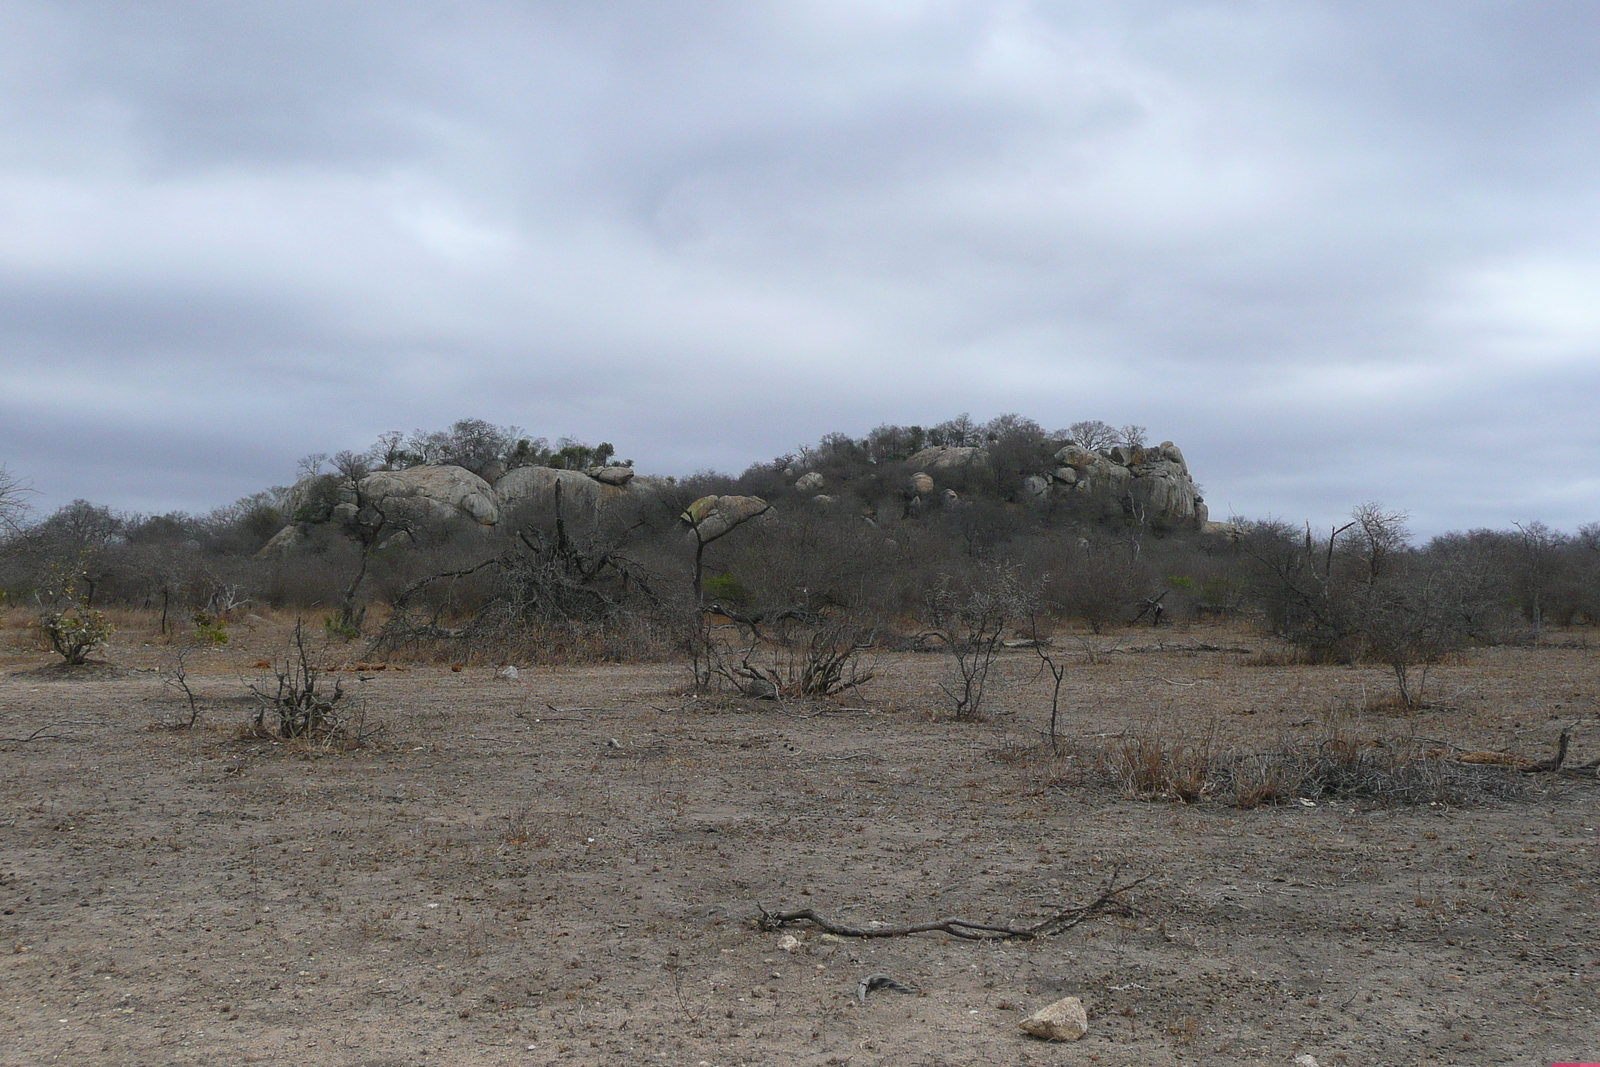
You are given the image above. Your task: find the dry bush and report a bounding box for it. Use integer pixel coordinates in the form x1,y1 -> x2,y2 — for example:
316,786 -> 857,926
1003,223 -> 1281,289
368,504 -> 678,666
246,619 -> 376,745
925,565 -> 1032,721
695,622 -> 875,700
35,562 -> 113,665
1063,726 -> 1528,808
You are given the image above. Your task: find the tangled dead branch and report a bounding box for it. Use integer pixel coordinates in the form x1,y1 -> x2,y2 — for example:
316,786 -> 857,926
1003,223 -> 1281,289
247,618 -> 373,743
755,869 -> 1148,941
700,622 -> 876,700
369,488 -> 667,661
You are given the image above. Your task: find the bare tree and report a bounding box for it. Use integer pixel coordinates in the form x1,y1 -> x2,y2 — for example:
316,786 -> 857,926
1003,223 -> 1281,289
1354,552 -> 1502,709
1245,504 -> 1506,708
930,413 -> 980,448
925,565 -> 1033,721
0,466 -> 33,537
330,450 -> 406,636
1067,420 -> 1118,453
1512,520 -> 1561,639
1349,502 -> 1410,585
1028,611 -> 1068,754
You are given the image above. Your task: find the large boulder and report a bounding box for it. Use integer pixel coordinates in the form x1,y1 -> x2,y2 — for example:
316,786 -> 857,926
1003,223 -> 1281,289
1052,444 -> 1099,469
1202,519 -> 1243,540
496,466 -> 635,517
795,471 -> 826,492
265,463 -> 671,552
682,495 -> 770,544
1126,453 -> 1204,530
586,465 -> 635,487
257,522 -> 311,557
907,446 -> 988,471
360,465 -> 501,527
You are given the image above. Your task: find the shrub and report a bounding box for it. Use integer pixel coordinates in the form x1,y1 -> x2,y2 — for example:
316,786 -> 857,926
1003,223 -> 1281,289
35,559 -> 113,665
39,604 -> 112,665
925,564 -> 1032,721
191,611 -> 228,645
247,619 -> 363,742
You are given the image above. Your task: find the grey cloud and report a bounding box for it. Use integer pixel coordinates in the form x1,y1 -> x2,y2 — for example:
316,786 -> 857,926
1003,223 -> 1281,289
2,1 -> 1598,536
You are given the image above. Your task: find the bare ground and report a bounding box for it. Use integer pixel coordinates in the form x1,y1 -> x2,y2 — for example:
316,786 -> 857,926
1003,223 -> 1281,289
1,617 -> 1598,1066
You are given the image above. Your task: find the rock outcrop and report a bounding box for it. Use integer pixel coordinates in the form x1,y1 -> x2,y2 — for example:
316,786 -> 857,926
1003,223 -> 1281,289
906,446 -> 988,471
495,466 -> 662,518
1047,440 -> 1206,530
359,466 -> 501,527
261,430 -> 1211,556
681,495 -> 771,544
897,438 -> 1206,531
262,462 -> 665,555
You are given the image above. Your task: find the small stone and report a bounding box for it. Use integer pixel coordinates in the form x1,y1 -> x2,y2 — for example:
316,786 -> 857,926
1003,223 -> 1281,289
777,935 -> 800,953
1019,996 -> 1089,1042
497,665 -> 519,679
1294,1056 -> 1321,1067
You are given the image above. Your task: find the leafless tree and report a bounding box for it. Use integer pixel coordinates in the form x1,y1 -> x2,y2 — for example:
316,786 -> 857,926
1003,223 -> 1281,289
1512,520 -> 1562,638
1067,420 -> 1118,453
330,450 -> 407,636
925,565 -> 1033,721
0,466 -> 33,537
1349,502 -> 1410,585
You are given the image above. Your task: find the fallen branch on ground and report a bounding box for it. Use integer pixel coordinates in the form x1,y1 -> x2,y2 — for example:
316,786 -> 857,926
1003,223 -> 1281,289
755,869 -> 1149,941
0,724 -> 75,742
0,720 -> 111,743
1520,728 -> 1573,774
1118,642 -> 1255,654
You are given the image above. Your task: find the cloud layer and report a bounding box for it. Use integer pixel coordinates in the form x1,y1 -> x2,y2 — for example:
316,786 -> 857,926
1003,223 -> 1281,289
3,1 -> 1598,535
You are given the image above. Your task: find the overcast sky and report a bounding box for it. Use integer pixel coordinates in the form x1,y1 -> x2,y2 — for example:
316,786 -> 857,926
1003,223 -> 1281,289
2,1 -> 1598,537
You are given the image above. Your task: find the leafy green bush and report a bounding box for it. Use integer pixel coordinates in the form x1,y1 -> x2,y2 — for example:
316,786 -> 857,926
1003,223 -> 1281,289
701,572 -> 749,606
191,611 -> 229,645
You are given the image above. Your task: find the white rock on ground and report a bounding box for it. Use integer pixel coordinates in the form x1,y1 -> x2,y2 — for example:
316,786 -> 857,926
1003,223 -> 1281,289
1019,995 -> 1089,1041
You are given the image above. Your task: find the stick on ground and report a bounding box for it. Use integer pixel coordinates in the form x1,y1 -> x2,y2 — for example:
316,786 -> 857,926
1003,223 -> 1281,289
756,869 -> 1149,941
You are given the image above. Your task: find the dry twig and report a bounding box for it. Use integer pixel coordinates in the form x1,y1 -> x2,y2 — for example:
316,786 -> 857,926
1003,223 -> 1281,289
755,869 -> 1148,941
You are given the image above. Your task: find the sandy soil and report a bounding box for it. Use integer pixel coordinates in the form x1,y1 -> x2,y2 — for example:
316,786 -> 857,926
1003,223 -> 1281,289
1,618 -> 1597,1066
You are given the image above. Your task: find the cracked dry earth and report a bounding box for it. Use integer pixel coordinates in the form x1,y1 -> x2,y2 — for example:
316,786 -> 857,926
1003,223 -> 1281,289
1,623 -> 1598,1066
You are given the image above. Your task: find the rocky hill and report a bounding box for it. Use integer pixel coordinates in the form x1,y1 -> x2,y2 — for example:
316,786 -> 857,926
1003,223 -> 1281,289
260,418 -> 1211,553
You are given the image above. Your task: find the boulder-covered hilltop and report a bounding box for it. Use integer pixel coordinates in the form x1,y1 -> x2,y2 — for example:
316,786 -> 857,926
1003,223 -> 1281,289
895,439 -> 1205,528
259,415 -> 1216,552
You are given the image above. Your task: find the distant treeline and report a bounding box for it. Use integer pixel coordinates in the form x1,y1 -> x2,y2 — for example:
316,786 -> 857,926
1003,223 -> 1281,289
1,417 -> 1597,670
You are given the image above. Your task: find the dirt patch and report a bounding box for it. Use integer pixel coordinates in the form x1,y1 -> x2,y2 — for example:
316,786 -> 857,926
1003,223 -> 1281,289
1,621 -> 1597,1065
